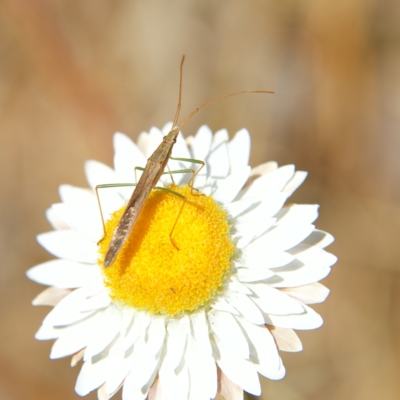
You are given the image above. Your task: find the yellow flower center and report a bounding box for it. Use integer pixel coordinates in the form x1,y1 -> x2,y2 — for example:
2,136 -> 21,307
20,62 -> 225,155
98,185 -> 235,317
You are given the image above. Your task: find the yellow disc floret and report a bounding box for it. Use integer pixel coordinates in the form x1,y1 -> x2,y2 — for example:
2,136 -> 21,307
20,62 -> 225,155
98,185 -> 235,317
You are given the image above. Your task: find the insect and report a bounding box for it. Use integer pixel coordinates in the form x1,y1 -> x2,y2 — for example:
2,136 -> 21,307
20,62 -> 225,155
98,55 -> 274,267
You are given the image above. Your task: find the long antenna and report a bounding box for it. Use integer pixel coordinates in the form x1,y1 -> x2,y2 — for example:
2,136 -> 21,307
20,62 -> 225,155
172,55 -> 185,128
177,89 -> 274,132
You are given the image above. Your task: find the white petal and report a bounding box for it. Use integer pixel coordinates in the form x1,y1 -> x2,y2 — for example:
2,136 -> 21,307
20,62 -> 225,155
213,166 -> 251,204
59,184 -> 96,206
35,324 -> 62,340
271,266 -> 332,288
95,189 -> 127,223
169,132 -> 192,181
122,372 -> 149,400
32,287 -> 71,306
124,313 -> 151,350
224,291 -> 265,325
236,317 -> 283,379
281,283 -> 330,304
129,335 -> 160,390
288,245 -> 337,268
263,304 -> 323,330
105,334 -> 135,396
43,286 -> 101,326
37,230 -> 98,264
145,127 -> 164,158
227,278 -> 253,295
190,125 -> 213,161
105,367 -> 127,399
282,171 -> 308,196
190,311 -> 212,356
275,204 -> 319,225
236,267 -> 275,283
120,307 -> 135,336
85,161 -> 126,216
187,129 -> 210,191
249,161 -> 278,177
46,205 -> 69,230
146,316 -> 166,356
207,310 -> 249,359
186,334 -> 217,400
162,121 -> 173,134
27,259 -> 102,289
235,215 -> 276,234
228,129 -> 250,171
50,311 -> 103,359
239,249 -> 294,270
239,165 -> 295,200
75,352 -> 110,396
113,132 -> 146,182
212,128 -> 229,146
224,198 -> 259,219
270,248 -> 336,288
218,368 -> 243,400
248,223 -> 315,252
83,305 -> 122,360
172,364 -> 190,400
97,384 -> 109,400
236,193 -> 289,223
267,326 -> 303,352
137,131 -> 149,154
53,203 -> 103,242
147,379 -> 159,400
165,316 -> 189,371
215,337 -> 261,396
211,297 -> 241,316
207,131 -> 230,179
235,217 -> 276,248
263,357 -> 286,380
247,283 -> 305,315
71,348 -> 85,367
85,160 -> 119,190
156,361 -> 189,400
302,229 -> 335,249
80,289 -> 111,312
219,370 -> 243,400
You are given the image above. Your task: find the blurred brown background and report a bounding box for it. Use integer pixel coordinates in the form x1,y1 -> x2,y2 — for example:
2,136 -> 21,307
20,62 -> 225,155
1,0 -> 400,399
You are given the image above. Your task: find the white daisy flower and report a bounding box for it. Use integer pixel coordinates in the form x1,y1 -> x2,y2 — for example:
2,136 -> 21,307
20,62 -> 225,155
27,123 -> 336,400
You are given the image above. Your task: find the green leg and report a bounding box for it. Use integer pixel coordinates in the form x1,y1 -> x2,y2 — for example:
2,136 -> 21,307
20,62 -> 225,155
165,156 -> 205,194
96,183 -> 186,250
134,166 -> 145,183
135,158 -> 205,191
95,183 -> 137,240
166,164 -> 176,185
153,186 -> 187,250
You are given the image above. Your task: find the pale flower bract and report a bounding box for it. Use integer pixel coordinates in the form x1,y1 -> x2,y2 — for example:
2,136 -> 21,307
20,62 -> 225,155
27,123 -> 336,400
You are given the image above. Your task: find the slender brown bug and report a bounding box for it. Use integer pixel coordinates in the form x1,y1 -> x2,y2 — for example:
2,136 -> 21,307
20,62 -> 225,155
97,55 -> 274,267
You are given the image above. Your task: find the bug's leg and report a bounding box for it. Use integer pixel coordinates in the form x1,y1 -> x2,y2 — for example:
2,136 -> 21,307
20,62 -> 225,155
166,164 -> 176,185
154,186 -> 187,250
134,167 -> 145,183
95,183 -> 137,242
166,157 -> 205,194
162,168 -> 200,196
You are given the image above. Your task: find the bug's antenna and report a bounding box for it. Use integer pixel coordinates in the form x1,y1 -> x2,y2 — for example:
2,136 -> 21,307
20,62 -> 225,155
177,89 -> 275,132
172,55 -> 185,129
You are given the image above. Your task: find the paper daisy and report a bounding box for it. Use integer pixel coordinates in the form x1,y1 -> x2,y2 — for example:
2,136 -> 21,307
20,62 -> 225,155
27,123 -> 336,400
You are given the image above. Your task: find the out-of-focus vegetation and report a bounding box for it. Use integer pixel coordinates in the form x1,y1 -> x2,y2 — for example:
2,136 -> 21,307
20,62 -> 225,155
0,1 -> 399,399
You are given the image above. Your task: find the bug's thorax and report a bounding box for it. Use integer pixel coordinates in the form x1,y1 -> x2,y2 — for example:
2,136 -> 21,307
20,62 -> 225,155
148,128 -> 178,165
164,127 -> 179,144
